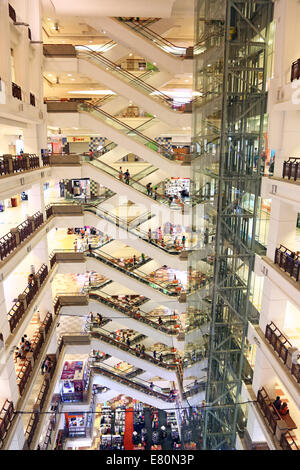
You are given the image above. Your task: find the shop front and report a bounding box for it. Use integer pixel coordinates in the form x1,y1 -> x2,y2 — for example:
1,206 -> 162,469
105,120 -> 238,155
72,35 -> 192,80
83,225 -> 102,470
60,360 -> 90,403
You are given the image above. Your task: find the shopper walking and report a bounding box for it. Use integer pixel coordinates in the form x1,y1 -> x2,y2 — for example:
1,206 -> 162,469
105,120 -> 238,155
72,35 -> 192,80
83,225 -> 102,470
119,167 -> 123,181
153,350 -> 156,360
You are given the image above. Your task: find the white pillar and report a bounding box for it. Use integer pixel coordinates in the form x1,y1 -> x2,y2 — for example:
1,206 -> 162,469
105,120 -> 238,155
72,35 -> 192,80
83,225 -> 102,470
266,198 -> 298,259
0,0 -> 12,89
23,125 -> 39,154
28,181 -> 44,214
0,353 -> 20,406
259,277 -> 288,333
252,348 -> 276,396
246,406 -> 267,442
0,281 -> 10,344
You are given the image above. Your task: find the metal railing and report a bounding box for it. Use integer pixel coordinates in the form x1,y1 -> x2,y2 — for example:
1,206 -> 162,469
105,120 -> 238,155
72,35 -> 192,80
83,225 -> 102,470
89,291 -> 180,335
78,102 -> 179,162
90,327 -> 178,370
116,18 -> 190,58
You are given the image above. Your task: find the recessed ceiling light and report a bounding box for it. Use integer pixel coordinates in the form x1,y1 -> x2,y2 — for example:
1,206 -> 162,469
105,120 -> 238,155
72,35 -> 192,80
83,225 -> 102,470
129,53 -> 133,57
67,74 -> 72,77
89,40 -> 93,43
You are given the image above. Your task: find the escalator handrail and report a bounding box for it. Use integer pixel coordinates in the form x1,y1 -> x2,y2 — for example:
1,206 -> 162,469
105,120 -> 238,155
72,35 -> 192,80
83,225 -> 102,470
83,205 -> 184,255
82,153 -> 183,207
89,291 -> 179,335
76,46 -> 175,107
87,250 -> 183,296
78,102 -> 176,159
116,18 -> 188,56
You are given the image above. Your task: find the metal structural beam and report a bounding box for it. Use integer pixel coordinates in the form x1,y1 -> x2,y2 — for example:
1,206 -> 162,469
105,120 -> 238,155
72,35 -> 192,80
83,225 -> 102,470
186,0 -> 273,450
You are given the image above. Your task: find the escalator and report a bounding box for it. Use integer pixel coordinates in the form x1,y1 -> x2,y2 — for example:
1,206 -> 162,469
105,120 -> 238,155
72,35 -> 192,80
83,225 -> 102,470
80,154 -> 186,218
92,363 -> 176,409
75,46 -> 192,127
77,105 -> 190,175
87,17 -> 193,75
83,204 -> 188,270
89,327 -> 178,381
88,290 -> 180,347
85,249 -> 186,304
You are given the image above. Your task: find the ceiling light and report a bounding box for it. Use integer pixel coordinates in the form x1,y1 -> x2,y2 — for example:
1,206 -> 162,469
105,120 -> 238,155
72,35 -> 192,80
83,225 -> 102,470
67,74 -> 72,77
153,62 -> 157,66
89,40 -> 93,43
67,90 -> 116,95
129,53 -> 133,57
71,78 -> 75,81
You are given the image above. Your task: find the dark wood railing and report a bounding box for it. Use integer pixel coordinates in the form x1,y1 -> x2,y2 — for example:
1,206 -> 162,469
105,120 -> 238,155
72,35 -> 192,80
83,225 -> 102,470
0,211 -> 44,262
12,82 -> 22,100
8,4 -> 16,22
265,321 -> 300,386
0,232 -> 17,262
291,59 -> 300,82
274,245 -> 300,282
282,157 -> 300,181
8,263 -> 48,333
29,93 -> 35,106
17,360 -> 32,396
257,387 -> 280,435
0,400 -> 15,447
265,322 -> 292,364
280,431 -> 299,450
0,155 -> 41,177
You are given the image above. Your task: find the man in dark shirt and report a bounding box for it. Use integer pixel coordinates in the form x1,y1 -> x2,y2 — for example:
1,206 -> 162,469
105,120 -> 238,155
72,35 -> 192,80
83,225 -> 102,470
273,396 -> 281,411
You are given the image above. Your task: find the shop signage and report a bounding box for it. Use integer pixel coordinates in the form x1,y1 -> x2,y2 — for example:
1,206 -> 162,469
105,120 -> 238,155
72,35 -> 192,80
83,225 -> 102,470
67,136 -> 90,143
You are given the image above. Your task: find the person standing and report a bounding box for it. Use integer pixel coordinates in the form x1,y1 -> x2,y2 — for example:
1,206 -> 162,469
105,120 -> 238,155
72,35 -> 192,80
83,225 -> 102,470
119,167 -> 123,181
124,169 -> 130,184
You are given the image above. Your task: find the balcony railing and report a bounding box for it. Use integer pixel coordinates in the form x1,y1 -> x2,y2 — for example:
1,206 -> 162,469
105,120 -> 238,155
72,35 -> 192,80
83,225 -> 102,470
0,154 -> 41,177
265,322 -> 292,364
24,353 -> 58,449
265,322 -> 300,388
29,93 -> 35,106
291,59 -> 300,82
12,82 -> 22,100
0,211 -> 44,263
274,244 -> 300,282
8,263 -> 48,333
0,400 -> 15,447
282,157 -> 300,181
257,387 -> 281,434
17,314 -> 53,397
8,4 -> 16,22
257,387 -> 299,450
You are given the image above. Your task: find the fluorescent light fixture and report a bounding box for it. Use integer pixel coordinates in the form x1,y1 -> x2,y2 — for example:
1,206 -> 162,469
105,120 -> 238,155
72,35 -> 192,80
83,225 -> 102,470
67,90 -> 116,95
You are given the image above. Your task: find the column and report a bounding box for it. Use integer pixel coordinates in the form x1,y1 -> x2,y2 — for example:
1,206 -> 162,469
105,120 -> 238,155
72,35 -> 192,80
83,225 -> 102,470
252,349 -> 277,396
266,198 -> 298,259
0,0 -> 12,95
246,407 -> 267,443
0,354 -> 20,406
23,125 -> 39,155
28,181 -> 44,214
0,281 -> 10,344
259,277 -> 288,333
